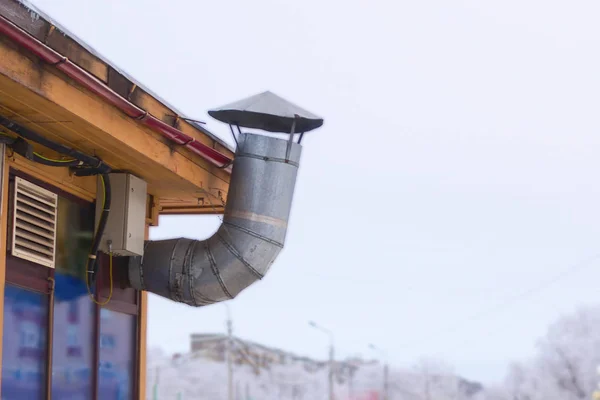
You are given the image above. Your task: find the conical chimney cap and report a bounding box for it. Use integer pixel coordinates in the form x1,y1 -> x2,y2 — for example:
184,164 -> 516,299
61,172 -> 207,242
208,91 -> 324,133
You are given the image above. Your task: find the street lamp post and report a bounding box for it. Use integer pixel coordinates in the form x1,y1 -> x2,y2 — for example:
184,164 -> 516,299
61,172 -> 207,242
152,365 -> 160,400
369,344 -> 389,400
309,321 -> 335,400
225,303 -> 234,400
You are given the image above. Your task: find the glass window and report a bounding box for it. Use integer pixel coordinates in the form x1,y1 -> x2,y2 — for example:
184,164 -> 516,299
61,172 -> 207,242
51,272 -> 95,400
1,175 -> 140,400
51,194 -> 96,400
1,284 -> 48,400
98,309 -> 136,400
55,195 -> 95,284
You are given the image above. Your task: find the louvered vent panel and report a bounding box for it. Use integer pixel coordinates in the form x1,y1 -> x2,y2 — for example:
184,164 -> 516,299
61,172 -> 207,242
10,177 -> 58,268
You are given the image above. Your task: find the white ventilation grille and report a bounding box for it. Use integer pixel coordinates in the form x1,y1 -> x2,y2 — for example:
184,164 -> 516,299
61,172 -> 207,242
10,177 -> 58,268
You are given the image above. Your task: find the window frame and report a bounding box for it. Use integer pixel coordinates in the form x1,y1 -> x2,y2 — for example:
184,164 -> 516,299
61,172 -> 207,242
3,169 -> 141,400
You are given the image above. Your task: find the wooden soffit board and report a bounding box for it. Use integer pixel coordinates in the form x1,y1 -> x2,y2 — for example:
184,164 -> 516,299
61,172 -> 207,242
0,37 -> 228,214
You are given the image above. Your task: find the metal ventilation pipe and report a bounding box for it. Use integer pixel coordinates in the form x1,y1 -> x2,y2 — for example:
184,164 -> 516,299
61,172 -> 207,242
128,132 -> 301,306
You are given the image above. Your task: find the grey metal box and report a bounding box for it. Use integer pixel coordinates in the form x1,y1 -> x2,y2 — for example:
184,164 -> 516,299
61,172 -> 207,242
95,173 -> 147,256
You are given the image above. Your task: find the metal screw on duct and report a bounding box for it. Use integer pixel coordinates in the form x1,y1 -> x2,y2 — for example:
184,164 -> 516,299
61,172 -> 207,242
128,91 -> 323,307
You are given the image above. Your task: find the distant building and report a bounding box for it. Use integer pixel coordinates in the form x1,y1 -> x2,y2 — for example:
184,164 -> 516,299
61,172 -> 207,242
190,333 -> 375,382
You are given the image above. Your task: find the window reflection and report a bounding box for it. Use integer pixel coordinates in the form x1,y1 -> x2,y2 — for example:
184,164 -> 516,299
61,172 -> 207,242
52,194 -> 96,399
52,272 -> 95,400
1,284 -> 48,400
55,196 -> 94,289
98,309 -> 135,400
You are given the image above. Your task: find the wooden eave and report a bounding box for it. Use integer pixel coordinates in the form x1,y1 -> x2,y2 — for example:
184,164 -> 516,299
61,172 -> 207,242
0,0 -> 232,215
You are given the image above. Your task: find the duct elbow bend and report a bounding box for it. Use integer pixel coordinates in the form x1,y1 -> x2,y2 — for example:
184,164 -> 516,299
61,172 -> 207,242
128,133 -> 301,306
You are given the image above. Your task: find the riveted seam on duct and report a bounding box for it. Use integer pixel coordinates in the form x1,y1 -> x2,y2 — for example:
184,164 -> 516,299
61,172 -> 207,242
236,152 -> 300,167
136,241 -> 151,290
225,210 -> 288,229
205,240 -> 233,299
166,240 -> 179,299
215,234 -> 263,279
185,240 -> 200,306
223,222 -> 284,248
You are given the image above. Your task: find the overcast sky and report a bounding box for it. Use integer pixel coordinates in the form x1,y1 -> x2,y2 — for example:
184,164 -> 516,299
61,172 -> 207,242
29,0 -> 600,383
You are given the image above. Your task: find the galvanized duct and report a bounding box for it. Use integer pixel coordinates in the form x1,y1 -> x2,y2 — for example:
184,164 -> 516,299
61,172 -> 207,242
128,132 -> 301,306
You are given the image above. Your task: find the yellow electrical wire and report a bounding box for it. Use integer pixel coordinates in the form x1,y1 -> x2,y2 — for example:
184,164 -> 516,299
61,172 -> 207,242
88,252 -> 113,306
85,174 -> 113,306
0,132 -> 76,163
33,152 -> 77,163
85,252 -> 114,306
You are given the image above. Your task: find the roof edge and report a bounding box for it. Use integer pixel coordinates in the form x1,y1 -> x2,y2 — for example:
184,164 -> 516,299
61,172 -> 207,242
14,0 -> 233,152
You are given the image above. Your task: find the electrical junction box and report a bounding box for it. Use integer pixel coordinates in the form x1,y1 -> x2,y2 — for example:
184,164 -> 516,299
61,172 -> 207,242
95,173 -> 147,257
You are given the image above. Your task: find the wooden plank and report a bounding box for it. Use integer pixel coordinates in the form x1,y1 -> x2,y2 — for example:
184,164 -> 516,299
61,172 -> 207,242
45,28 -> 108,82
138,292 -> 148,400
0,147 -> 10,394
177,118 -> 234,158
160,206 -> 225,215
0,0 -> 49,41
159,189 -> 226,215
146,195 -> 160,227
0,38 -> 230,200
131,88 -> 234,158
7,153 -> 96,202
107,66 -> 133,99
0,0 -> 106,82
138,225 -> 150,400
160,202 -> 226,214
0,94 -> 200,199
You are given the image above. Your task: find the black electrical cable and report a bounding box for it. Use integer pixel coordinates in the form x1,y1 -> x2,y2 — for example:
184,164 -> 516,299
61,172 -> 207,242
0,115 -> 113,290
0,116 -> 110,173
87,173 -> 111,289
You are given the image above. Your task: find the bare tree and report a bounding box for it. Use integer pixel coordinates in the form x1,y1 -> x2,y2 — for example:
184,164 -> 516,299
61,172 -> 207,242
478,305 -> 600,400
407,358 -> 470,400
